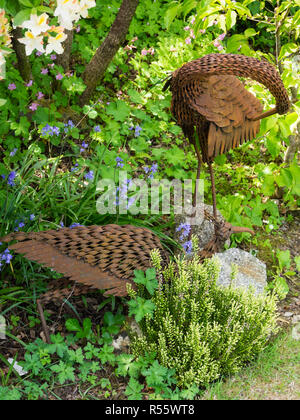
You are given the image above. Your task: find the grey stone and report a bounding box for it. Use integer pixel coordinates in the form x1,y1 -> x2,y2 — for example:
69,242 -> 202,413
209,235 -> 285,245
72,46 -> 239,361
213,248 -> 267,295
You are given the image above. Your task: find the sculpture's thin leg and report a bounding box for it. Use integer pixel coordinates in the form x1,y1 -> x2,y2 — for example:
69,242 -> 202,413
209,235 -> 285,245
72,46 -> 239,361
37,299 -> 51,344
208,161 -> 218,235
188,143 -> 202,242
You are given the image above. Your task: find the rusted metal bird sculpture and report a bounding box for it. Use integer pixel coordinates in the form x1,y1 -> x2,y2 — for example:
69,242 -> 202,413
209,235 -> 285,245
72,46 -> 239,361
1,219 -> 250,342
163,53 -> 290,232
1,224 -> 168,298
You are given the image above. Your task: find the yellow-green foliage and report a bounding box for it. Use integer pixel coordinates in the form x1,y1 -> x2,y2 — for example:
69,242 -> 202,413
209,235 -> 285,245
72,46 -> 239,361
130,252 -> 279,388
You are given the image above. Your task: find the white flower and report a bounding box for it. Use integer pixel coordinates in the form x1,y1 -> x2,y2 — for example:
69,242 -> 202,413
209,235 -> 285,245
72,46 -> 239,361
18,31 -> 45,56
54,0 -> 81,30
45,31 -> 68,55
20,13 -> 50,36
78,0 -> 96,18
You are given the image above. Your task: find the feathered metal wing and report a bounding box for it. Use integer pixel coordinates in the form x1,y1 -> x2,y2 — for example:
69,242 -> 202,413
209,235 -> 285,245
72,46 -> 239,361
1,224 -> 167,297
166,53 -> 290,162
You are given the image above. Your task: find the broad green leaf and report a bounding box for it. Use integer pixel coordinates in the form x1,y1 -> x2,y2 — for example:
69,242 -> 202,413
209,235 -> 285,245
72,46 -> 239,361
65,318 -> 81,332
18,0 -> 33,7
0,99 -> 7,107
276,249 -> 291,271
226,10 -> 237,30
13,9 -> 31,26
244,28 -> 257,37
164,3 -> 182,29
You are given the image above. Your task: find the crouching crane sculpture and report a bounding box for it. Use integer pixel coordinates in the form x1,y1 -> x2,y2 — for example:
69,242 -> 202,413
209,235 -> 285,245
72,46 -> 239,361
163,53 -> 290,233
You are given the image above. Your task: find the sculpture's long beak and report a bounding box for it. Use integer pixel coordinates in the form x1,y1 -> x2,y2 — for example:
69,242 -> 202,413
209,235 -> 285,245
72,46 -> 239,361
231,225 -> 255,235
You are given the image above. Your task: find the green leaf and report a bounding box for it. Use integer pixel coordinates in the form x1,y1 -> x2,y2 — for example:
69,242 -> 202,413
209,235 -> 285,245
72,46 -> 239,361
164,3 -> 182,29
128,297 -> 156,322
18,0 -> 33,6
244,28 -> 257,37
226,10 -> 237,30
276,249 -> 291,271
0,99 -> 7,107
13,9 -> 31,26
106,101 -> 131,122
65,318 -> 81,332
294,256 -> 300,271
124,378 -> 143,400
127,88 -> 144,104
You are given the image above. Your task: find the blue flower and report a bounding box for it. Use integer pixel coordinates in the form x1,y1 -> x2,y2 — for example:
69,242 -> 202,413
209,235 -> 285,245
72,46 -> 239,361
84,170 -> 94,181
80,141 -> 89,153
41,124 -> 60,137
94,125 -> 101,132
1,248 -> 13,264
116,157 -> 124,168
182,240 -> 193,254
29,214 -> 35,221
134,125 -> 142,137
71,163 -> 79,172
69,223 -> 83,228
176,222 -> 191,240
7,171 -> 16,186
10,148 -> 18,157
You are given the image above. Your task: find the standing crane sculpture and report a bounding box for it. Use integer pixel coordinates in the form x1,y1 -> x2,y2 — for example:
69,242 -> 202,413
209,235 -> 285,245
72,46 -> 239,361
163,53 -> 290,234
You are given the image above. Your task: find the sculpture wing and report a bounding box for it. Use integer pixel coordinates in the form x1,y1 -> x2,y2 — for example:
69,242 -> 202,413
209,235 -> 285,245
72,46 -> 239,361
173,73 -> 263,161
1,224 -> 165,297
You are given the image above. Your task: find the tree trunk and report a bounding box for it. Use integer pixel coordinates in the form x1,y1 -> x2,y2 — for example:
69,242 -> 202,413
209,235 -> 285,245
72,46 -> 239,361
11,27 -> 32,82
56,29 -> 74,72
79,0 -> 139,106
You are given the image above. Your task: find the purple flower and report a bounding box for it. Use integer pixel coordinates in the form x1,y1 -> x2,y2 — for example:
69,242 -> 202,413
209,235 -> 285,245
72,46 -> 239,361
41,68 -> 48,75
183,240 -> 193,254
1,249 -> 13,264
134,125 -> 142,137
116,157 -> 124,168
218,33 -> 226,41
60,221 -> 64,227
36,91 -> 44,100
176,222 -> 191,240
29,214 -> 35,221
10,148 -> 18,157
127,196 -> 135,209
71,163 -> 79,172
84,170 -> 94,181
184,26 -> 190,31
8,83 -> 16,90
56,73 -> 63,80
94,125 -> 101,132
26,80 -> 33,87
7,171 -> 16,186
36,51 -> 43,56
76,25 -> 81,33
80,141 -> 89,153
50,54 -> 57,60
18,222 -> 25,229
185,37 -> 191,44
141,48 -> 148,56
29,102 -> 39,111
42,124 -> 60,137
70,223 -> 83,228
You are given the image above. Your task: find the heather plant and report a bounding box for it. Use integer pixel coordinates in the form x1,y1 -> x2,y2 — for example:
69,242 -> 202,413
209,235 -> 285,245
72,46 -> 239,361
129,246 -> 279,388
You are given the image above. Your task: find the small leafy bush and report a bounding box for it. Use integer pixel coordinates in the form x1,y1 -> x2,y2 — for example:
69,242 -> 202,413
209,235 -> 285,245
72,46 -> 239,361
129,248 -> 279,388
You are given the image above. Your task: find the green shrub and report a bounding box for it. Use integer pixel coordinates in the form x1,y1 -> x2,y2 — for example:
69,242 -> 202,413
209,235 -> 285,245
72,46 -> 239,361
129,249 -> 279,388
